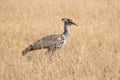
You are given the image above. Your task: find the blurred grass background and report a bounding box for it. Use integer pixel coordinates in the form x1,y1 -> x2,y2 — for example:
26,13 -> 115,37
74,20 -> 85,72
0,0 -> 120,80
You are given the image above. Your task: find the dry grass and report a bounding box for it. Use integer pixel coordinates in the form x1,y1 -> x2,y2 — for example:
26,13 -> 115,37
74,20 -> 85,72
0,0 -> 120,80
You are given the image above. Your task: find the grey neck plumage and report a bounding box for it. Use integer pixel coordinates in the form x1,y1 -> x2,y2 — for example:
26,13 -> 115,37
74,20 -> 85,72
62,23 -> 70,39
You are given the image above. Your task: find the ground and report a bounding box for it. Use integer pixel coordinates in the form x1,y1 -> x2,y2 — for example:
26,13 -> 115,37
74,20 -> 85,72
0,0 -> 120,80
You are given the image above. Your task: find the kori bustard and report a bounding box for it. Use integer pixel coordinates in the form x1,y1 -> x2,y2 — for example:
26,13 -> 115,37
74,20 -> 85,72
22,18 -> 78,56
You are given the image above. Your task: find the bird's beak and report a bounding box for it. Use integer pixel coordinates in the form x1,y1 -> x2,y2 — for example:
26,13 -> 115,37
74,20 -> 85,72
72,22 -> 79,26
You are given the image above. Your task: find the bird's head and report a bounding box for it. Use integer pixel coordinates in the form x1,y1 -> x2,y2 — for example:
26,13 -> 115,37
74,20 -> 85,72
61,18 -> 78,26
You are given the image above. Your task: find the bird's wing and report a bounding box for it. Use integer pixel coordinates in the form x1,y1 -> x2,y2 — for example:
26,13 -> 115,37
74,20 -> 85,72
31,34 -> 65,49
41,35 -> 65,48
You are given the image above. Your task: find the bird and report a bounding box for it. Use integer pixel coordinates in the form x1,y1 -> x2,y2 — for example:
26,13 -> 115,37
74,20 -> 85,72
22,18 -> 78,56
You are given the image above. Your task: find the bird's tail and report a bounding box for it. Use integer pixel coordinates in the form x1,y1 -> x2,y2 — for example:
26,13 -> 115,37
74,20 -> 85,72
22,45 -> 34,56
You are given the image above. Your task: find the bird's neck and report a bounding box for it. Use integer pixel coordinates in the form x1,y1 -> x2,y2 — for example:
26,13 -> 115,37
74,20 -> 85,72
62,23 -> 70,39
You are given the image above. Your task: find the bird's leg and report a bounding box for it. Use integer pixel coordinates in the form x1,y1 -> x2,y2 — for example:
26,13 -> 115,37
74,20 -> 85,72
50,51 -> 54,57
43,47 -> 51,55
50,52 -> 54,61
42,47 -> 56,60
50,49 -> 56,61
42,47 -> 52,58
44,50 -> 49,55
42,49 -> 49,58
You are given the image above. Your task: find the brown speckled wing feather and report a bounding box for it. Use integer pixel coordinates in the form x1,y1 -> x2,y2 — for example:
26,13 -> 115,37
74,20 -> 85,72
32,34 -> 64,49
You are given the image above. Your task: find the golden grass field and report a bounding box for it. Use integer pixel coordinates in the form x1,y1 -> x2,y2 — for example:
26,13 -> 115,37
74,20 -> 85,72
0,0 -> 120,80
